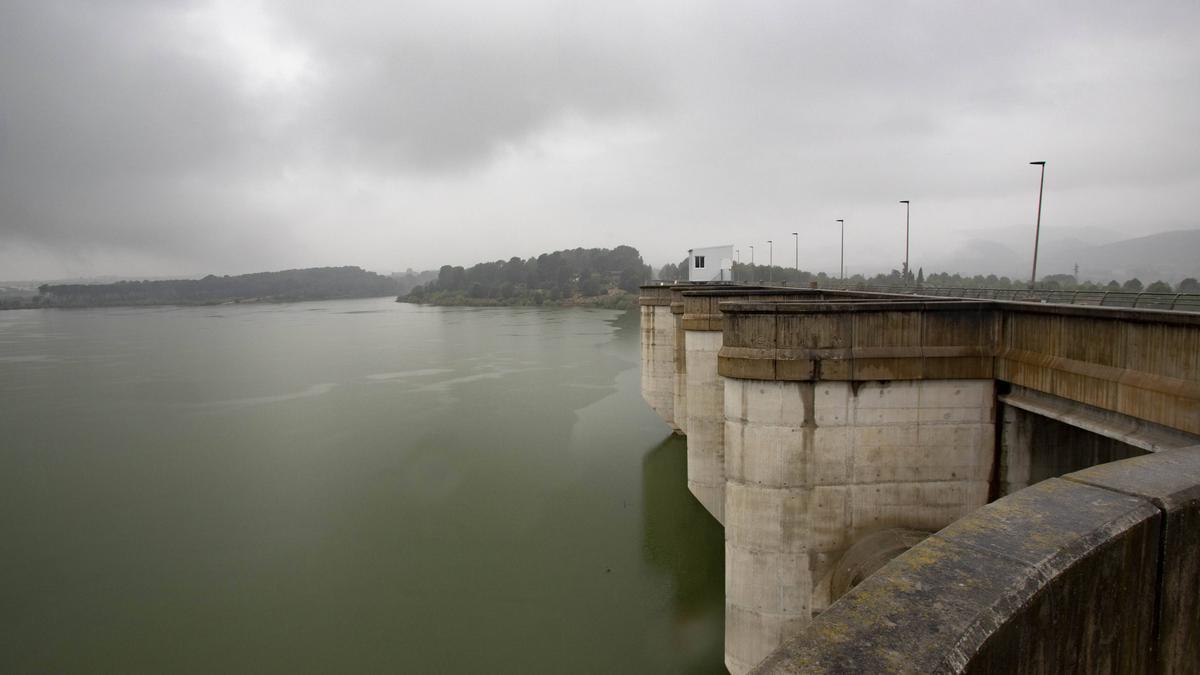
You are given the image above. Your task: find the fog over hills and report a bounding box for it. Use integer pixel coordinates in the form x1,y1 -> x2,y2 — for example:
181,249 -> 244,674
922,229 -> 1200,284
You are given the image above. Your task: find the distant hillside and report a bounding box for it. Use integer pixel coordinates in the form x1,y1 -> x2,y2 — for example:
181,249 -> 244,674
401,245 -> 652,308
929,228 -> 1200,283
1040,229 -> 1200,284
15,266 -> 399,309
391,269 -> 438,295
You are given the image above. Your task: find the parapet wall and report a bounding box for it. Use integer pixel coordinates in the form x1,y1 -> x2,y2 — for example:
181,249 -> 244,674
750,445 -> 1200,674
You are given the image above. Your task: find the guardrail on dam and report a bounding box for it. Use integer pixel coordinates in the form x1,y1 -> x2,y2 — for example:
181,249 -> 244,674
638,282 -> 1200,673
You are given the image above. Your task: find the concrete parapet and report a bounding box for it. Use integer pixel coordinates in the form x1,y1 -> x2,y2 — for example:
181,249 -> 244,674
718,301 -> 999,383
994,303 -> 1200,436
1063,447 -> 1200,672
751,447 -> 1200,674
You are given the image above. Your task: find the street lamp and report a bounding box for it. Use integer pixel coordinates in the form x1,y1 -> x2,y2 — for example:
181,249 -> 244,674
767,240 -> 773,282
899,200 -> 910,284
749,245 -> 755,281
792,232 -> 799,276
1029,161 -> 1047,290
837,219 -> 845,281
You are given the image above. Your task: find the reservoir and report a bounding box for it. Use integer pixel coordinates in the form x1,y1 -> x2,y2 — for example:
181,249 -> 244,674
0,298 -> 724,673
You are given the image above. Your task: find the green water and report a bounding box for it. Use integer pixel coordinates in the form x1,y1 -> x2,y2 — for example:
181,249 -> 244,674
0,298 -> 723,674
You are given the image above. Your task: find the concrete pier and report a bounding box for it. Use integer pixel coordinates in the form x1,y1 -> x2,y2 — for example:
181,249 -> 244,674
680,289 -> 883,523
668,284 -> 745,437
639,285 -> 678,430
719,301 -> 997,673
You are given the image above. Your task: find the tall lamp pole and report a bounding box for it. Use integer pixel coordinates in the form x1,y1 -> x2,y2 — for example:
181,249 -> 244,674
792,232 -> 799,277
1029,161 -> 1046,290
837,219 -> 845,280
899,200 -> 910,284
749,245 -> 755,281
767,240 -> 773,282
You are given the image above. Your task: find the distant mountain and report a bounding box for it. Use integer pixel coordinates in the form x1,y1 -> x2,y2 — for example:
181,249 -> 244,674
1039,229 -> 1200,284
929,229 -> 1199,284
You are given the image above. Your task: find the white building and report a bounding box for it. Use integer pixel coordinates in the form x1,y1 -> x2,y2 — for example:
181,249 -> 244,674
688,245 -> 734,282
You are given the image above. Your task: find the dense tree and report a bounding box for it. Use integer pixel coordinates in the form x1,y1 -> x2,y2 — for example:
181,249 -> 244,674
36,267 -> 399,308
404,245 -> 652,307
1123,278 -> 1144,292
1146,280 -> 1173,293
1180,278 -> 1200,293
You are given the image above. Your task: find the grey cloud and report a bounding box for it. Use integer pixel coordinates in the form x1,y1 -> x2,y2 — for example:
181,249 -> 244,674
283,2 -> 664,171
1,0 -> 1197,280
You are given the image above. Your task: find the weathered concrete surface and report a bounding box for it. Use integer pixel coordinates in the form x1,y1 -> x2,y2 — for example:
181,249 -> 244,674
723,378 -> 994,674
994,304 -> 1200,436
671,287 -> 689,435
1064,447 -> 1200,673
685,328 -> 726,519
640,285 -> 677,430
828,527 -> 930,601
637,291 -> 1200,673
718,301 -> 999,383
681,288 -> 830,522
751,477 -> 1161,674
668,283 -> 746,437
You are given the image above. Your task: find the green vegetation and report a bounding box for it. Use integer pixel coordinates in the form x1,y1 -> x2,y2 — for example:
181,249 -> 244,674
400,245 -> 651,309
21,266 -> 399,308
660,259 -> 1197,294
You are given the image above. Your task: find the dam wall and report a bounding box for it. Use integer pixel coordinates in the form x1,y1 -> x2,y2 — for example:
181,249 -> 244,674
637,286 -> 1200,673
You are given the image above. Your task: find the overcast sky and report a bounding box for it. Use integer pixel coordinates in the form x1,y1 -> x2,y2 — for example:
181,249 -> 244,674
2,0 -> 1197,280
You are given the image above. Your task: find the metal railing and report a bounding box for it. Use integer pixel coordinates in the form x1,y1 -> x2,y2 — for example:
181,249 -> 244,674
814,284 -> 1200,312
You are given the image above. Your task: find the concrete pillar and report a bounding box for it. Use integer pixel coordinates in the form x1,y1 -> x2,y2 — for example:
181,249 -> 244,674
681,288 -> 817,523
722,377 -> 994,673
685,328 -> 725,519
999,403 -> 1033,496
639,285 -> 677,431
718,300 -> 1000,673
672,298 -> 688,436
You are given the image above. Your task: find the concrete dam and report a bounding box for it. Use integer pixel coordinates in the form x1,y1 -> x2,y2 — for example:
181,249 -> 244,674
638,283 -> 1200,673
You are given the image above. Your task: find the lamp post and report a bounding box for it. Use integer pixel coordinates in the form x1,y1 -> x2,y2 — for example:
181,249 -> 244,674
767,240 -> 773,282
899,200 -> 910,284
749,245 -> 755,281
837,219 -> 845,281
1029,161 -> 1046,290
792,232 -> 799,278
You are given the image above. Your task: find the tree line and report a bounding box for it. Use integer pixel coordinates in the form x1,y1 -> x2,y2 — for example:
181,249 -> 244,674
657,258 -> 1199,294
28,266 -> 400,308
403,245 -> 652,306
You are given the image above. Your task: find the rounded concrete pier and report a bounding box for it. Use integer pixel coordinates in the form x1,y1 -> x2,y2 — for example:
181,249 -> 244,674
719,300 -> 998,673
639,285 -> 678,430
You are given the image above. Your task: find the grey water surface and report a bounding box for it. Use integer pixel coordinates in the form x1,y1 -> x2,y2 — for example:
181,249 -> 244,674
0,298 -> 723,674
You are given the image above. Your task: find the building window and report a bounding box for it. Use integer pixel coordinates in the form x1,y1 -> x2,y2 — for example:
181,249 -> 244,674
694,255 -> 705,269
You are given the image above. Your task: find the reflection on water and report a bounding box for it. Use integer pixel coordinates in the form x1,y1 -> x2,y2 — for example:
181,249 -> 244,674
642,435 -> 726,673
0,298 -> 724,673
